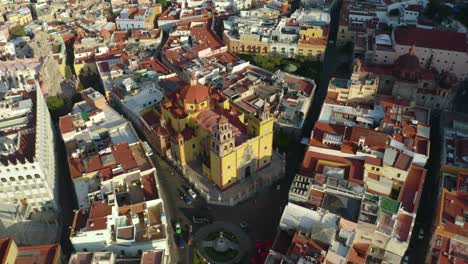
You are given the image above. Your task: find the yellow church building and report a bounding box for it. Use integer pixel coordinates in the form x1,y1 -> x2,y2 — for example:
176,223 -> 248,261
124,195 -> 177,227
155,82 -> 274,190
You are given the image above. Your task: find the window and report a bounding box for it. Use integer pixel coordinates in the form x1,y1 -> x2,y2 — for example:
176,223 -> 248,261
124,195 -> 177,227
397,173 -> 401,178
18,176 -> 24,181
26,175 -> 32,179
34,174 -> 40,178
1,178 -> 6,182
192,144 -> 196,149
9,177 -> 15,182
436,236 -> 442,247
264,146 -> 268,150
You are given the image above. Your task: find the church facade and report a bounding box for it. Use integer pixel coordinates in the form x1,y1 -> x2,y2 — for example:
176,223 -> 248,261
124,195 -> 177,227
155,82 -> 274,190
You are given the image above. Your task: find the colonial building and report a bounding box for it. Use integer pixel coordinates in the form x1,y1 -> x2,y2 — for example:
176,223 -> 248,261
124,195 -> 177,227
351,48 -> 458,110
155,82 -> 274,190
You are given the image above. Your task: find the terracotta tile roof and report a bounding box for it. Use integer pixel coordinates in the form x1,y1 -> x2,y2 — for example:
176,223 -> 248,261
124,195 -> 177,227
394,27 -> 467,52
309,122 -> 347,150
300,150 -> 364,184
179,83 -> 210,104
394,213 -> 413,242
399,165 -> 425,213
394,152 -> 413,170
68,157 -> 84,178
89,201 -> 113,219
365,156 -> 383,167
139,59 -> 171,75
15,244 -> 61,264
141,251 -> 163,264
437,190 -> 468,237
141,173 -> 159,201
347,127 -> 388,152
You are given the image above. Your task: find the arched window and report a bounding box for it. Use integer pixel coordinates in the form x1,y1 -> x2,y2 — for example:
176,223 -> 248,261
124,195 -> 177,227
34,174 -> 40,178
224,145 -> 228,151
223,135 -> 226,141
18,176 -> 24,181
26,175 -> 32,179
9,177 -> 15,182
1,178 -> 6,182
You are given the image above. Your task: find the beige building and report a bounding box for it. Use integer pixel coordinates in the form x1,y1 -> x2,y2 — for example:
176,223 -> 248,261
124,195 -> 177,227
327,60 -> 379,103
5,8 -> 32,25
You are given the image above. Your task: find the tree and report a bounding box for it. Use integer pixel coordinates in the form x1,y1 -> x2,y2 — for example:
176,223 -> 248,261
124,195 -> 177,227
46,96 -> 67,121
64,65 -> 73,80
159,0 -> 168,8
425,0 -> 440,19
11,25 -> 27,38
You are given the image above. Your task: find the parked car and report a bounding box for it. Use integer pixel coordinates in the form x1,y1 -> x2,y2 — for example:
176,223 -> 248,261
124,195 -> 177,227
177,235 -> 185,249
192,216 -> 212,224
418,228 -> 424,240
175,221 -> 182,234
182,194 -> 192,205
187,188 -> 197,199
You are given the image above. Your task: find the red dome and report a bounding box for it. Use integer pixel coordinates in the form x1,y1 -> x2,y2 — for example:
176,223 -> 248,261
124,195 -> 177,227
393,47 -> 422,81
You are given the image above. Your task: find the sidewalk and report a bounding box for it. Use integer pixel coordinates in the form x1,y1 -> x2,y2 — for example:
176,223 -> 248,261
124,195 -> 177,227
183,151 -> 286,206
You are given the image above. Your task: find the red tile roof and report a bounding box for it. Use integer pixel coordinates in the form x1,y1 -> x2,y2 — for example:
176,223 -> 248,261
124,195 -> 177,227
179,83 -> 210,104
15,244 -> 61,264
399,165 -> 425,213
300,150 -> 364,184
141,251 -> 163,264
365,156 -> 383,167
394,27 -> 467,52
141,173 -> 159,201
394,213 -> 413,242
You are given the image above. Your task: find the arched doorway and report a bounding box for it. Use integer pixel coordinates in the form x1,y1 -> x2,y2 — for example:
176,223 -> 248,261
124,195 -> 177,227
245,166 -> 251,178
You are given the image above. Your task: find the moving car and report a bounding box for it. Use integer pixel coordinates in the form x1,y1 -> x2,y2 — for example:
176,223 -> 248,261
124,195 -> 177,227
175,222 -> 182,234
187,188 -> 197,199
177,236 -> 185,249
418,228 -> 424,240
182,194 -> 192,205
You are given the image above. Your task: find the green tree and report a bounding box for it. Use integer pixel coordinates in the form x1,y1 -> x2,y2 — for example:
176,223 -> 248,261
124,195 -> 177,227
11,25 -> 27,38
425,0 -> 440,18
159,0 -> 168,8
47,96 -> 67,121
64,65 -> 73,80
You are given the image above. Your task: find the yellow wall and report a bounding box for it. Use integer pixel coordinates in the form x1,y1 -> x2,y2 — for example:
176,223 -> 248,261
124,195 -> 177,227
224,32 -> 270,54
220,151 -> 237,187
297,43 -> 325,61
3,239 -> 18,264
337,25 -> 353,45
364,163 -> 383,176
144,5 -> 162,28
300,27 -> 324,39
257,131 -> 273,168
210,151 -> 222,186
7,13 -> 32,25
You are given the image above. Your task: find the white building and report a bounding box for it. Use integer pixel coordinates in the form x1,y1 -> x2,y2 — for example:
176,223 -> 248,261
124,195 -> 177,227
0,61 -> 58,215
366,27 -> 468,80
70,190 -> 168,259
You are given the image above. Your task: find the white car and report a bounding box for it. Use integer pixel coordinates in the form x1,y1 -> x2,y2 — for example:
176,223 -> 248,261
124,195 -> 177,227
418,228 -> 424,240
187,188 -> 197,199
